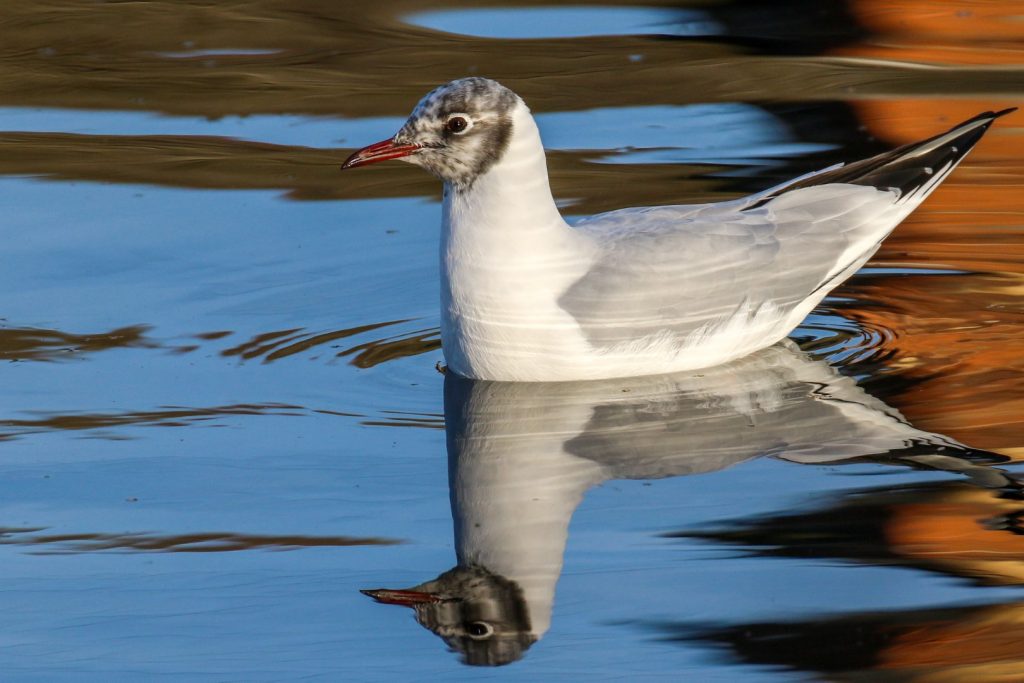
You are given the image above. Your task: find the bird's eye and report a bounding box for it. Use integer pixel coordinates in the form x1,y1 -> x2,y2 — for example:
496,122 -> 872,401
465,621 -> 494,640
445,116 -> 470,134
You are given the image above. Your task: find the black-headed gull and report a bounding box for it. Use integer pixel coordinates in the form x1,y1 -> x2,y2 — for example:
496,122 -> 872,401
343,78 -> 1015,382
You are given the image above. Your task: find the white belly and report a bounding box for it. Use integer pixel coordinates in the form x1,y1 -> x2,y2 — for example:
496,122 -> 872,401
440,260 -> 596,381
440,289 -> 813,382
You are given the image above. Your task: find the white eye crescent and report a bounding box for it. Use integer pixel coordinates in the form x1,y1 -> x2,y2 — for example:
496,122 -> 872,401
465,621 -> 494,639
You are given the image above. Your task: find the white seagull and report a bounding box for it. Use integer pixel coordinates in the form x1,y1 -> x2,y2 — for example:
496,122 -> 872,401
343,78 -> 1015,382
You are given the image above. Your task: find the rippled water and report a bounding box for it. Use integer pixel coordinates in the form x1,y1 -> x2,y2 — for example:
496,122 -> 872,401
2,1 -> 1023,681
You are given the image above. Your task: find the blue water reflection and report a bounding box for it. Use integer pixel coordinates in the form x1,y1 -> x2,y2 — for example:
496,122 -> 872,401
539,104 -> 832,164
0,107 -> 403,148
406,6 -> 722,39
1,0 -> 1022,680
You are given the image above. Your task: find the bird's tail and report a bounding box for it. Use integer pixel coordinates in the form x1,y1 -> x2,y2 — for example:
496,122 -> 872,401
748,107 -> 1017,209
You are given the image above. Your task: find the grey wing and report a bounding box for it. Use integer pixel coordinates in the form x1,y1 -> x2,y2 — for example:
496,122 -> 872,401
559,108 -> 1014,349
560,183 -> 901,349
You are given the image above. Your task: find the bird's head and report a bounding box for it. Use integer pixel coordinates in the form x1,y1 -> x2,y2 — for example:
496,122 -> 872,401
361,565 -> 535,666
342,77 -> 520,189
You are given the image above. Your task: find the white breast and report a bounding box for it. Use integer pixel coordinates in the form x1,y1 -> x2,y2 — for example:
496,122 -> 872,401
440,101 -> 600,381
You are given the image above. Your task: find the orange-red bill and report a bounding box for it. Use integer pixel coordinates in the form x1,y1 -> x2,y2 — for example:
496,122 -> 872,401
341,139 -> 420,169
360,588 -> 444,607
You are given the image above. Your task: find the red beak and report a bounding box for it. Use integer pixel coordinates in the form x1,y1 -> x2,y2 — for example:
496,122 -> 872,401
341,139 -> 420,170
361,588 -> 445,607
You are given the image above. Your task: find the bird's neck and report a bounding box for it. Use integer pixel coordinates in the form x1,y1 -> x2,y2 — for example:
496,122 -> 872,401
447,380 -> 607,637
451,452 -> 597,637
437,102 -> 595,379
441,101 -> 571,257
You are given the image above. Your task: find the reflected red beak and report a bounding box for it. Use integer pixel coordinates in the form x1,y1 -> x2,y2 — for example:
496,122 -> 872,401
361,588 -> 444,607
341,139 -> 420,170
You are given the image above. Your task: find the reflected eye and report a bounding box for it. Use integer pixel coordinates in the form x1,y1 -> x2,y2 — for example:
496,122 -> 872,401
465,621 -> 494,639
445,116 -> 470,134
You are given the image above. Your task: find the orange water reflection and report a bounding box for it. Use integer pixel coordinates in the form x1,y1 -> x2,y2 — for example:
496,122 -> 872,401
680,479 -> 1024,680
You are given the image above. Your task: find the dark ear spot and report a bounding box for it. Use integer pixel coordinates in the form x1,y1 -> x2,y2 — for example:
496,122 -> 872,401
476,113 -> 513,177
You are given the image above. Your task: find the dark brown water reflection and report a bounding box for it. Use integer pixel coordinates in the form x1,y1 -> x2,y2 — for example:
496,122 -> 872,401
1,0 -> 1023,680
671,481 -> 1024,680
0,527 -> 401,554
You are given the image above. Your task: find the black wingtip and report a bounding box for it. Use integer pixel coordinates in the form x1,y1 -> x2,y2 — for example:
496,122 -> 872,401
948,106 -> 1018,131
743,106 -> 1015,211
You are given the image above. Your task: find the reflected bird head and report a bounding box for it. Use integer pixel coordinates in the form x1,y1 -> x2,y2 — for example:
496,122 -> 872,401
341,77 -> 520,188
362,565 -> 535,666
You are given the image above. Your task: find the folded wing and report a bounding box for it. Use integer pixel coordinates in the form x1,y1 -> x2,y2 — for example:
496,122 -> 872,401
560,108 -> 1015,352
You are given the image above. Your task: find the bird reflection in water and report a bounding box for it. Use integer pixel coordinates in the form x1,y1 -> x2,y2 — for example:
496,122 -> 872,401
362,341 -> 1017,666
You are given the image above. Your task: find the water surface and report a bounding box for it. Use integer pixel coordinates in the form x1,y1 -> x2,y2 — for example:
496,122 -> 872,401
2,1 -> 1023,680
